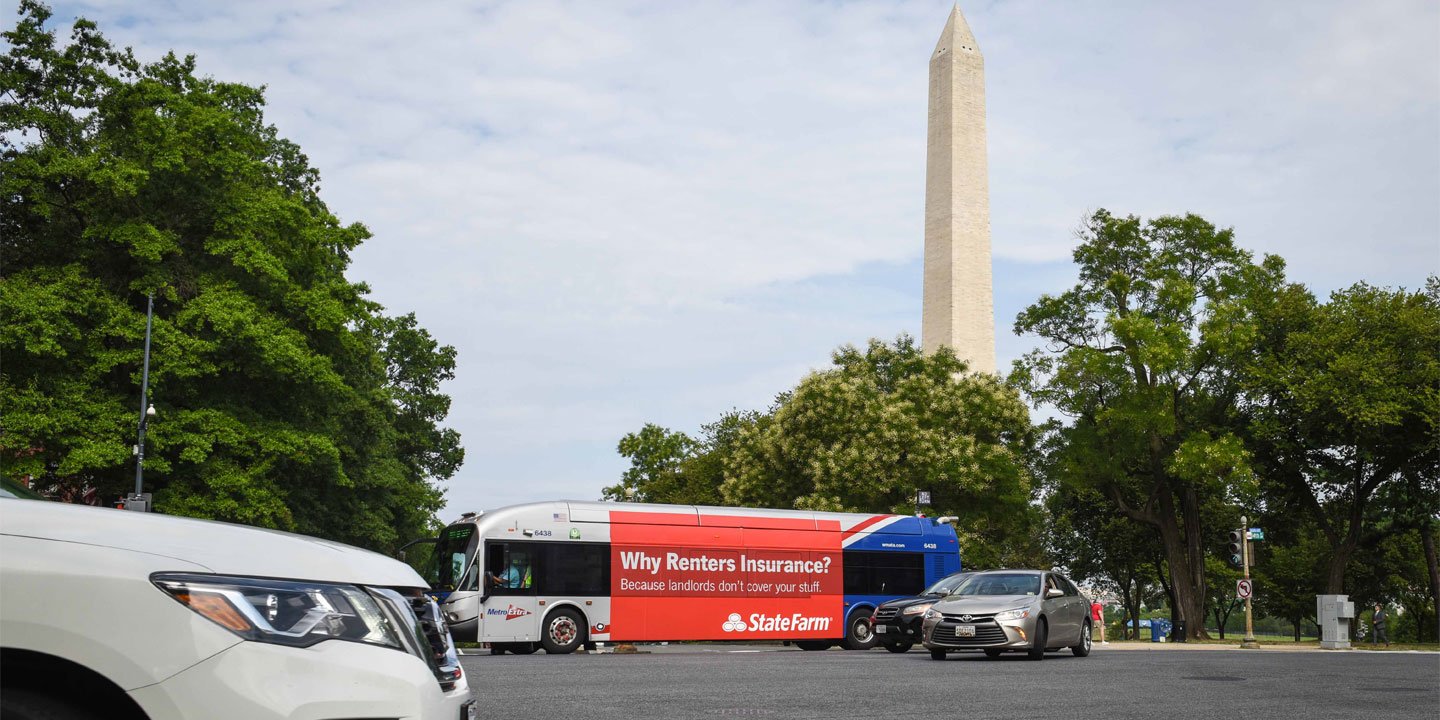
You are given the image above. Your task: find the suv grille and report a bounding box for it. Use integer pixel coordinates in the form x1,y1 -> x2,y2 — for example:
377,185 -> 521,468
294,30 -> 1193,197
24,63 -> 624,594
873,607 -> 899,622
372,588 -> 464,692
408,593 -> 464,691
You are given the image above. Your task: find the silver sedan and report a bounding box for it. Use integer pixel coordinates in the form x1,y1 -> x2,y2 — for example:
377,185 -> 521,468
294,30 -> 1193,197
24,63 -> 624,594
921,570 -> 1092,660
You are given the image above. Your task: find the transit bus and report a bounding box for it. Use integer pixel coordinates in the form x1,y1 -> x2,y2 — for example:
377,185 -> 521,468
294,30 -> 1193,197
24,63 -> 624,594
407,500 -> 962,654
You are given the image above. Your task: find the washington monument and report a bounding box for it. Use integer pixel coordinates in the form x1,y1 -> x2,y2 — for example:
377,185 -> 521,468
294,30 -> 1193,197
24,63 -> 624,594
921,4 -> 995,374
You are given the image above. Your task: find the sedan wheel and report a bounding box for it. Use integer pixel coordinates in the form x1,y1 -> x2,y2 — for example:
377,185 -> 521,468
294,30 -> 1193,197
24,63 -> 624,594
1026,618 -> 1048,661
1071,620 -> 1092,657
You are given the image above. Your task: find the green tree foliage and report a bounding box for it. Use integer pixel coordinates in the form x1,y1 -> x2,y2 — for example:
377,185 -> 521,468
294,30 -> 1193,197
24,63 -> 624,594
602,411 -> 763,506
720,335 -> 1039,569
1013,209 -> 1280,639
1250,526 -> 1328,640
1243,279 -> 1440,594
602,423 -> 696,503
0,2 -> 461,550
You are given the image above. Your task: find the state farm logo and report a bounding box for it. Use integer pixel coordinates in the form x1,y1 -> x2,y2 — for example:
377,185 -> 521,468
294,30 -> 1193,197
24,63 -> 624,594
485,605 -> 532,621
722,612 -> 832,632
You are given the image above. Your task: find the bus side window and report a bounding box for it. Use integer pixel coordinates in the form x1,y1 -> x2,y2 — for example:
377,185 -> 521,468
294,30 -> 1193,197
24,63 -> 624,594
486,542 -> 536,595
843,551 -> 925,596
535,543 -> 609,596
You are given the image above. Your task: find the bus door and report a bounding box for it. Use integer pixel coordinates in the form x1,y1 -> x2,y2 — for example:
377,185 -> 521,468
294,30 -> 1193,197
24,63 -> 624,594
480,541 -> 541,642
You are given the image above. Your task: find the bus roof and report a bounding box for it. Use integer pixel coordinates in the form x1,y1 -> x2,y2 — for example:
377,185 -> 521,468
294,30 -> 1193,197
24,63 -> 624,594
449,500 -> 949,537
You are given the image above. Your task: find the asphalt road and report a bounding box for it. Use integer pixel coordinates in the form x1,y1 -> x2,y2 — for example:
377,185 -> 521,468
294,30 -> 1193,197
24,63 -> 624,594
460,644 -> 1439,720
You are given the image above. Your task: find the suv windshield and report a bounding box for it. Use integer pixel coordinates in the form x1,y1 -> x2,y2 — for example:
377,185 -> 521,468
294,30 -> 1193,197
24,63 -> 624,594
952,572 -> 1042,596
923,573 -> 972,596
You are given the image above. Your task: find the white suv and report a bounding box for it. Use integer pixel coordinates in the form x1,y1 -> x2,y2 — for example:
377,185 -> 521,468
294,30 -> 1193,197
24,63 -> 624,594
0,493 -> 475,720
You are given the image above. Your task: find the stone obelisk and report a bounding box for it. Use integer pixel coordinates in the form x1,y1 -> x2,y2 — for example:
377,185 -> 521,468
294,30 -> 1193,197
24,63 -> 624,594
921,4 -> 995,374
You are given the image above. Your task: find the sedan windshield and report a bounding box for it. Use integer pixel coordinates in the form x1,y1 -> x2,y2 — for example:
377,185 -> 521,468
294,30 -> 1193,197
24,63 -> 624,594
952,573 -> 1042,596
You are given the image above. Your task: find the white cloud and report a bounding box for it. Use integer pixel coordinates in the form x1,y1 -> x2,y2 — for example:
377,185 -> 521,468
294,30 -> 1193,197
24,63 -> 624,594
36,0 -> 1440,516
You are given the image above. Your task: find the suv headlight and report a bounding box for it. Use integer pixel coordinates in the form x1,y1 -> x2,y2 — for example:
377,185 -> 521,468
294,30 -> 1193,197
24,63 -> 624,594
903,603 -> 935,616
995,607 -> 1031,621
154,573 -> 402,650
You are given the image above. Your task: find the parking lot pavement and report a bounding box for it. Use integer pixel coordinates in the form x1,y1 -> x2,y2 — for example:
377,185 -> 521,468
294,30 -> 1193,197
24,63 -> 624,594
462,640 -> 1438,655
460,644 -> 1439,720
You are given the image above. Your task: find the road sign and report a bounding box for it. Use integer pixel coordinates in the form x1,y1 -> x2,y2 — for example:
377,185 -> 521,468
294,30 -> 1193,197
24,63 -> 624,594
1248,528 -> 1264,541
916,491 -> 931,505
1237,579 -> 1253,599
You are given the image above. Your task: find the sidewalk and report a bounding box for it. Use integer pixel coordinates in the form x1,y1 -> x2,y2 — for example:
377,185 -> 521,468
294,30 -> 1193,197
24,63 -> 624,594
1099,641 -> 1318,652
1097,640 -> 1438,653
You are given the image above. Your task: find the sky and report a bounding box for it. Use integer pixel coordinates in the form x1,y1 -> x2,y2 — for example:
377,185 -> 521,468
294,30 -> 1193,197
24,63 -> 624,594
30,0 -> 1440,520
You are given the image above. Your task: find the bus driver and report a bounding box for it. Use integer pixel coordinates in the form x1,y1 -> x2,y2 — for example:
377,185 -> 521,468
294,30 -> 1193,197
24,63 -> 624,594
490,549 -> 532,589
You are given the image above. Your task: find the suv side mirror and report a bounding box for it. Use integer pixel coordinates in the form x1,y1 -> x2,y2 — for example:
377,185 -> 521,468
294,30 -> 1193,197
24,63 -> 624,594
1046,588 -> 1064,599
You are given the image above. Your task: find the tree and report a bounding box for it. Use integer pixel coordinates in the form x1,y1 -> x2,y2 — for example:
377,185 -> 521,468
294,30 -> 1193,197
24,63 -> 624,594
720,335 -> 1039,569
1013,210 -> 1280,639
1249,517 -> 1328,641
1204,555 -> 1242,639
602,424 -> 696,503
1043,469 -> 1160,640
603,411 -> 764,506
1243,280 -> 1440,595
0,2 -> 462,551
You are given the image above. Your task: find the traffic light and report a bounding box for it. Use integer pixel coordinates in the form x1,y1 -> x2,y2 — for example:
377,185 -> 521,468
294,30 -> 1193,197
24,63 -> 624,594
1227,529 -> 1244,569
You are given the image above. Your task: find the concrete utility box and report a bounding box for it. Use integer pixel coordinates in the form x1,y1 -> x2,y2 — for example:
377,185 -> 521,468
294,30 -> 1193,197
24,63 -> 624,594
1317,595 -> 1355,649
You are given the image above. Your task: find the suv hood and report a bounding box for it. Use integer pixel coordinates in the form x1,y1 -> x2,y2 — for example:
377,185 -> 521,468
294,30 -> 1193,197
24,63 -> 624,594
0,499 -> 424,588
878,594 -> 946,610
933,595 -> 1039,614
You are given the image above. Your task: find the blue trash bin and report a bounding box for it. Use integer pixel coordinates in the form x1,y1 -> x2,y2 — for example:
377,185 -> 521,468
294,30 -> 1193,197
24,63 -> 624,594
1149,620 -> 1162,642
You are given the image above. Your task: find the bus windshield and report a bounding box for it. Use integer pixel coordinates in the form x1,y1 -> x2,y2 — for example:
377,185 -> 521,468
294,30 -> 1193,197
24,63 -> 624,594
434,524 -> 480,591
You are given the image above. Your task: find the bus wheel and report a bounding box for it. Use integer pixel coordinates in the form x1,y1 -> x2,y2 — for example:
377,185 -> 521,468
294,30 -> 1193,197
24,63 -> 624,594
510,642 -> 538,655
841,614 -> 877,650
541,608 -> 586,654
794,640 -> 831,651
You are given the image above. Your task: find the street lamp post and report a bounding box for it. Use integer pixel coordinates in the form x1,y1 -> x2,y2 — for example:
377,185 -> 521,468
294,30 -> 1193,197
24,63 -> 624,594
128,293 -> 156,512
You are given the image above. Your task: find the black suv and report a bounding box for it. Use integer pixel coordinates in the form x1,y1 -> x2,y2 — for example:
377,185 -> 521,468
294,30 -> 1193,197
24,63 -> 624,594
870,571 -> 972,652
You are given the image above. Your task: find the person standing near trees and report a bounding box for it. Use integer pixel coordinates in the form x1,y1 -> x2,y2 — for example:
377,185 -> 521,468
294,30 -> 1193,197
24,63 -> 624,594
1372,603 -> 1389,647
1091,601 -> 1107,644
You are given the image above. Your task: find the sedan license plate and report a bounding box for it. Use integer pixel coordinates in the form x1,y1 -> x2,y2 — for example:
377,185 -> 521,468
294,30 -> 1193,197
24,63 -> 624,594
956,625 -> 976,637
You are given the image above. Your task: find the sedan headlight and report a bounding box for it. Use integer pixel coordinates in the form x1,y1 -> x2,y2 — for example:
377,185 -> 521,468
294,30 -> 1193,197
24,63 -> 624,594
154,573 -> 402,650
903,602 -> 935,616
994,607 -> 1031,621
923,607 -> 940,620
